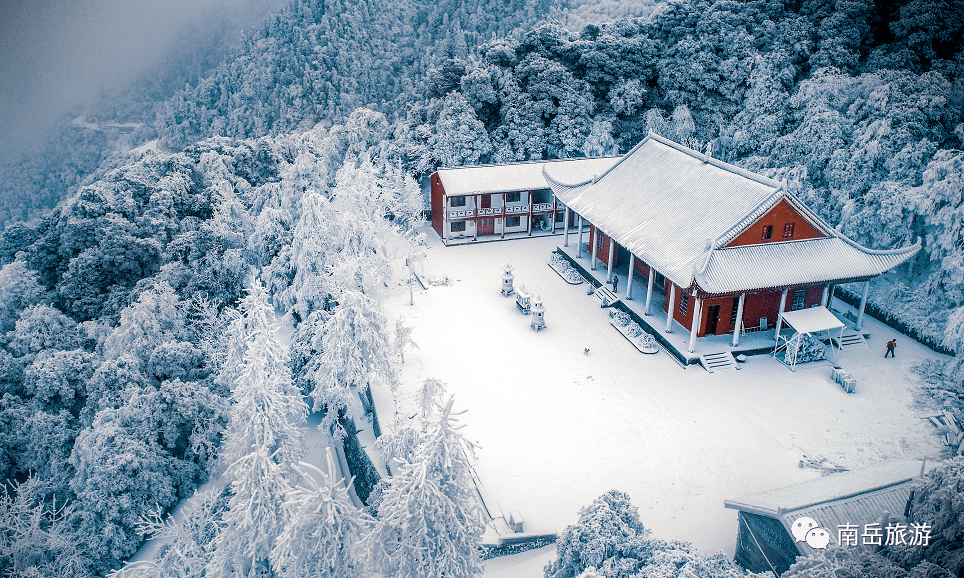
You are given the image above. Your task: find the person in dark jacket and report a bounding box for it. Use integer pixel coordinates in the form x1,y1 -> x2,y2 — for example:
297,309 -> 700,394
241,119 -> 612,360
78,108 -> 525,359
611,275 -> 618,292
885,339 -> 896,358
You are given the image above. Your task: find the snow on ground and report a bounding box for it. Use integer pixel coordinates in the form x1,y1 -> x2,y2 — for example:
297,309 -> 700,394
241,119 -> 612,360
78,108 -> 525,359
377,227 -> 947,574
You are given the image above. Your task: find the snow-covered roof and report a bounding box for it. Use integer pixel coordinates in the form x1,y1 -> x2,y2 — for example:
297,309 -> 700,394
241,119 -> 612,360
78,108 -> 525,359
779,307 -> 845,334
724,460 -> 921,517
696,237 -> 920,294
436,156 -> 620,197
725,460 -> 923,556
544,133 -> 920,293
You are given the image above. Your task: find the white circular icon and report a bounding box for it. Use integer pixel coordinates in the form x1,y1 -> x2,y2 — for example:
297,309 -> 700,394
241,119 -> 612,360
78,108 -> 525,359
805,527 -> 831,549
791,517 -> 819,542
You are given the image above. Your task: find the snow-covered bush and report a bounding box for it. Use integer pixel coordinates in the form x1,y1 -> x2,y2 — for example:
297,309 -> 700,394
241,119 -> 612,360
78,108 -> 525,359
782,546 -> 912,578
550,253 -> 586,284
545,490 -> 759,578
889,457 -> 964,575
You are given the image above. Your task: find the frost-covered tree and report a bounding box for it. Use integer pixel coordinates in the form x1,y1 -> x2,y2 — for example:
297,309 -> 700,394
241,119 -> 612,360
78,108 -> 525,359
545,490 -> 757,578
364,396 -> 483,578
207,445 -> 293,578
101,282 -> 186,364
0,258 -> 44,335
270,452 -> 371,578
308,289 -> 397,428
207,277 -> 307,577
121,487 -> 227,578
890,456 -> 964,575
430,92 -> 493,169
275,190 -> 333,321
7,305 -> 81,358
910,149 -> 964,302
0,477 -> 89,578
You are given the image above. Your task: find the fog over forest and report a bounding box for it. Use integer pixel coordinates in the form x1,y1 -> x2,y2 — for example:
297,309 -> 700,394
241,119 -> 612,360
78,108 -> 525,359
0,0 -> 285,158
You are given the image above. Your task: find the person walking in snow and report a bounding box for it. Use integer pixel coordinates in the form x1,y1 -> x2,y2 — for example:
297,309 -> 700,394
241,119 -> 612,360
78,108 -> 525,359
885,339 -> 896,358
611,275 -> 618,292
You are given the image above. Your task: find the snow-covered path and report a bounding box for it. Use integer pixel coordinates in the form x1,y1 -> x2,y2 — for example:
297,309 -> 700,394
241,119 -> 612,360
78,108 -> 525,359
380,229 -> 947,566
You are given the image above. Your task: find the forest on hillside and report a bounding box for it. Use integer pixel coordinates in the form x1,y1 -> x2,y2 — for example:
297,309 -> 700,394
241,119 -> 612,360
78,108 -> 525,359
1,0 -> 964,576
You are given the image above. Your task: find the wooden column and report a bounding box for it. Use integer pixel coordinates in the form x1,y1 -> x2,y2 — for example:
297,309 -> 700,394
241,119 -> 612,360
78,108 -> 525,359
821,284 -> 830,307
626,254 -> 635,300
826,284 -> 834,310
688,297 -> 702,353
665,284 -> 676,333
607,237 -> 615,280
473,194 -> 479,240
644,267 -> 655,314
856,281 -> 869,331
773,288 -> 789,347
591,227 -> 598,271
577,216 -> 584,256
732,292 -> 746,347
563,206 -> 571,247
551,198 -> 557,233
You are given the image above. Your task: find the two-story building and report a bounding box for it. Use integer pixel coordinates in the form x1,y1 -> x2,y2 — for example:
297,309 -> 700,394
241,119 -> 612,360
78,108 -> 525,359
430,156 -> 619,244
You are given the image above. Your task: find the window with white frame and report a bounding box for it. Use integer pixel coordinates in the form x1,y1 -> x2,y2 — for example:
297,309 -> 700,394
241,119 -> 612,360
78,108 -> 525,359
505,192 -> 521,203
506,216 -> 520,227
451,196 -> 466,207
451,221 -> 466,232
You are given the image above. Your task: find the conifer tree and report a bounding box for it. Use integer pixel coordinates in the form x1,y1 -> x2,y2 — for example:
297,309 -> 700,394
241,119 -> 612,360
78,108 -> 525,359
270,451 -> 371,578
364,396 -> 484,578
207,277 -> 307,577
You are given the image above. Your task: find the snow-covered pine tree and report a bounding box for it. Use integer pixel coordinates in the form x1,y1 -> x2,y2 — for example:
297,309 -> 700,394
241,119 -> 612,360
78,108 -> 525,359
363,396 -> 484,578
308,288 -> 397,428
219,278 -> 307,469
207,278 -> 307,577
270,451 -> 371,578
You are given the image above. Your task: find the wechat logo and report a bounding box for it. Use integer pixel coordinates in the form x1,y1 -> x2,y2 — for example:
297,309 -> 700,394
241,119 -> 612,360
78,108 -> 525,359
791,517 -> 831,549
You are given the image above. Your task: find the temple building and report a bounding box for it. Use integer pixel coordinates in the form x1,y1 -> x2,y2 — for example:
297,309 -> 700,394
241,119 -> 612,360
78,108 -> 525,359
429,132 -> 920,353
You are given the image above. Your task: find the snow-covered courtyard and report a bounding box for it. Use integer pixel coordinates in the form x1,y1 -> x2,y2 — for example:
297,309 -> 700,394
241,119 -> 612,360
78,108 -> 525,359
375,228 -> 948,569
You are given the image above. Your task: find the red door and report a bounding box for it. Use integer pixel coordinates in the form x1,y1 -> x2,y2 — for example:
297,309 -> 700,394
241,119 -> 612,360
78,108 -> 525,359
478,218 -> 494,236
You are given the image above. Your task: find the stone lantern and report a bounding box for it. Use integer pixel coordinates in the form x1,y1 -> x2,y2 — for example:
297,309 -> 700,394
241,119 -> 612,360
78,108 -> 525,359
531,295 -> 546,332
501,264 -> 515,297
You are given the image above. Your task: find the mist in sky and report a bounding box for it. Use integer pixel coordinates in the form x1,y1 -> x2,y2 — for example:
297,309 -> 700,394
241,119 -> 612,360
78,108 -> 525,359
0,0 -> 282,159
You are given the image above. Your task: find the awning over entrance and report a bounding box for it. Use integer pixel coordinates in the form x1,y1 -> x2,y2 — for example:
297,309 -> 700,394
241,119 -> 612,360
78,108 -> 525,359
776,306 -> 846,370
779,307 -> 845,334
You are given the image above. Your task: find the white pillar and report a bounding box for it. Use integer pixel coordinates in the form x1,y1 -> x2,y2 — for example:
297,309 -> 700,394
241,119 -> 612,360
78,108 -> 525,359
527,191 -> 533,236
644,267 -> 655,314
563,206 -> 571,247
821,284 -> 829,307
577,216 -> 584,256
856,281 -> 869,331
826,284 -> 834,310
626,254 -> 635,300
607,238 -> 615,280
688,297 -> 702,353
551,199 -> 557,233
773,288 -> 789,347
665,284 -> 676,333
590,228 -> 598,270
732,292 -> 746,347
